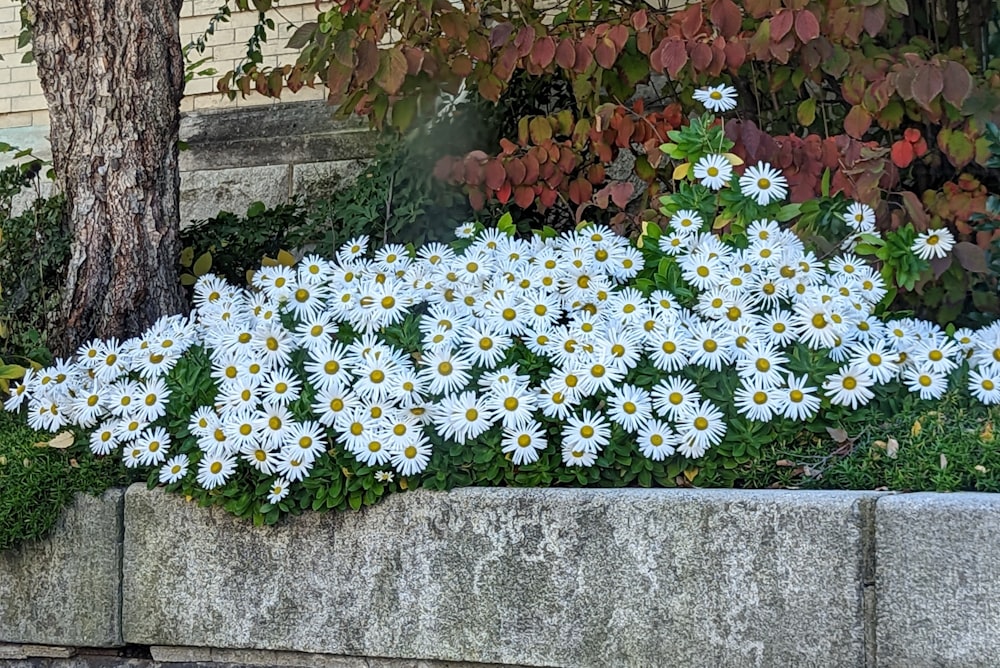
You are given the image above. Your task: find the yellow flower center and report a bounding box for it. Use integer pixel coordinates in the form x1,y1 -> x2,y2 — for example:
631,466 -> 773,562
404,445 -> 418,459
580,426 -> 595,438
757,178 -> 771,189
210,462 -> 223,474
517,435 -> 532,447
504,397 -> 519,411
694,417 -> 709,430
789,389 -> 804,403
465,408 -> 479,422
623,401 -> 637,414
843,377 -> 857,390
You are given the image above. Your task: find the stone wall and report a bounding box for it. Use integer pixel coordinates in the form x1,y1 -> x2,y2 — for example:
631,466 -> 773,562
6,100 -> 377,226
4,485 -> 1000,668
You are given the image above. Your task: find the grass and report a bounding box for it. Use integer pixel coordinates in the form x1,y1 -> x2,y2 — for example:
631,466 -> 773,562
1,391 -> 998,552
750,391 -> 1000,493
0,410 -> 139,552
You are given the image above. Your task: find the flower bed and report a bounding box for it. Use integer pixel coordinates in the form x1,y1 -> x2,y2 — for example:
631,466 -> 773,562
5,87 -> 998,523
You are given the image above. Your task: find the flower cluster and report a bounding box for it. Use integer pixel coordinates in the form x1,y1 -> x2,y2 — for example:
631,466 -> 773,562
2,85 -> 994,505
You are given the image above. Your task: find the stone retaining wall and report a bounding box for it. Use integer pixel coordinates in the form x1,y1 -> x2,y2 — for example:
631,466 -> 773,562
2,485 -> 999,668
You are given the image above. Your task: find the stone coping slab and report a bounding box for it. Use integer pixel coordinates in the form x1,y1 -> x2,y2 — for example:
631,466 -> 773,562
876,492 -> 1000,668
0,489 -> 124,647
123,485 -> 876,668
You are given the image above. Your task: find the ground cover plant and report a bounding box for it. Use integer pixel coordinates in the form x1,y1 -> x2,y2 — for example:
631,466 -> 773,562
5,87 -> 1000,528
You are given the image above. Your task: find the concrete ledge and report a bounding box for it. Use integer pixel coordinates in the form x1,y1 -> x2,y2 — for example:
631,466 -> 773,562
123,486 -> 875,668
876,493 -> 1000,668
0,490 -> 124,647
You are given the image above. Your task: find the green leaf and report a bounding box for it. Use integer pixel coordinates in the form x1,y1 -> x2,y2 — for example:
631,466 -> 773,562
774,203 -> 802,222
192,252 -> 212,276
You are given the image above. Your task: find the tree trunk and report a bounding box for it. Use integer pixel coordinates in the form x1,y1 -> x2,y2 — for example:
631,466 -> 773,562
26,0 -> 187,355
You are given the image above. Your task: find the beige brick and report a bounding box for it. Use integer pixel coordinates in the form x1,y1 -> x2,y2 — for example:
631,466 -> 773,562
179,97 -> 196,112
0,68 -> 9,84
185,76 -> 218,95
228,10 -> 270,29
4,79 -> 31,98
29,80 -> 45,96
0,5 -> 19,24
0,98 -> 10,114
190,0 -> 228,17
0,36 -> 16,54
10,94 -> 46,113
192,93 -> 236,110
0,111 -> 32,128
31,110 -> 49,125
210,42 -> 250,61
9,64 -> 37,82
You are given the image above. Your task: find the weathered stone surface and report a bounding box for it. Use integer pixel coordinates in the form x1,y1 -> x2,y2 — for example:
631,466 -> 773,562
0,646 -> 75,660
0,490 -> 124,647
179,165 -> 289,224
179,102 -> 376,172
291,160 -> 370,201
876,493 -> 1000,667
124,485 -> 874,668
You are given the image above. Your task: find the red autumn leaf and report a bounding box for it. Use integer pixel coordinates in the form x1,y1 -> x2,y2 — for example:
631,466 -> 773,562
637,30 -> 653,55
903,127 -> 922,143
690,42 -> 713,71
913,137 -> 928,157
941,60 -> 973,109
724,41 -> 746,69
890,139 -> 914,168
489,22 -> 514,48
680,5 -> 704,38
631,10 -> 648,30
770,10 -> 794,42
843,105 -> 872,139
468,188 -> 486,210
484,160 -> 506,190
555,38 -> 576,69
522,153 -> 540,184
862,5 -> 885,36
912,65 -> 944,111
660,40 -> 689,77
954,241 -> 989,273
794,10 -> 820,42
608,181 -> 634,208
608,25 -> 629,50
587,163 -> 606,184
711,0 -> 742,38
355,40 -> 380,83
568,178 -> 593,204
594,38 -> 617,69
496,181 -> 513,204
539,187 -> 559,208
506,157 -> 527,185
574,42 -> 594,72
514,185 -> 535,209
451,54 -> 473,77
531,37 -> 556,68
514,26 -> 536,57
403,47 -> 425,76
498,138 -> 518,156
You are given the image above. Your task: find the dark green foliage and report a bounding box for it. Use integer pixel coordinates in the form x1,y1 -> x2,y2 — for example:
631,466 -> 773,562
0,163 -> 67,366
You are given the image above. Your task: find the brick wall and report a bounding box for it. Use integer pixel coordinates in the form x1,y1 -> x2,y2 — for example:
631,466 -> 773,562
0,0 -> 326,132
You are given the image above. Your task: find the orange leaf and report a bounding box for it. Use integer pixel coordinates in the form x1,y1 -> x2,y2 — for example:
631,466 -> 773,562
890,140 -> 914,168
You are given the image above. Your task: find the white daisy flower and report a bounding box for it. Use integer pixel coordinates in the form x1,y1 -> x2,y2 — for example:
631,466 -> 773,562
501,423 -> 548,466
390,434 -> 432,477
823,364 -> 875,409
636,418 -> 677,460
675,400 -> 727,458
562,409 -> 611,454
693,154 -> 733,190
969,366 -> 1000,405
159,454 -> 189,484
911,228 -> 955,260
739,161 -> 788,206
607,384 -> 653,433
262,478 -> 290,505
780,374 -> 821,421
692,84 -> 738,112
903,365 -> 948,401
197,453 -> 238,489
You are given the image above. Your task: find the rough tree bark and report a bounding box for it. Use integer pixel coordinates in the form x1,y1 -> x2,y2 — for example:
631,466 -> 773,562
26,0 -> 187,355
